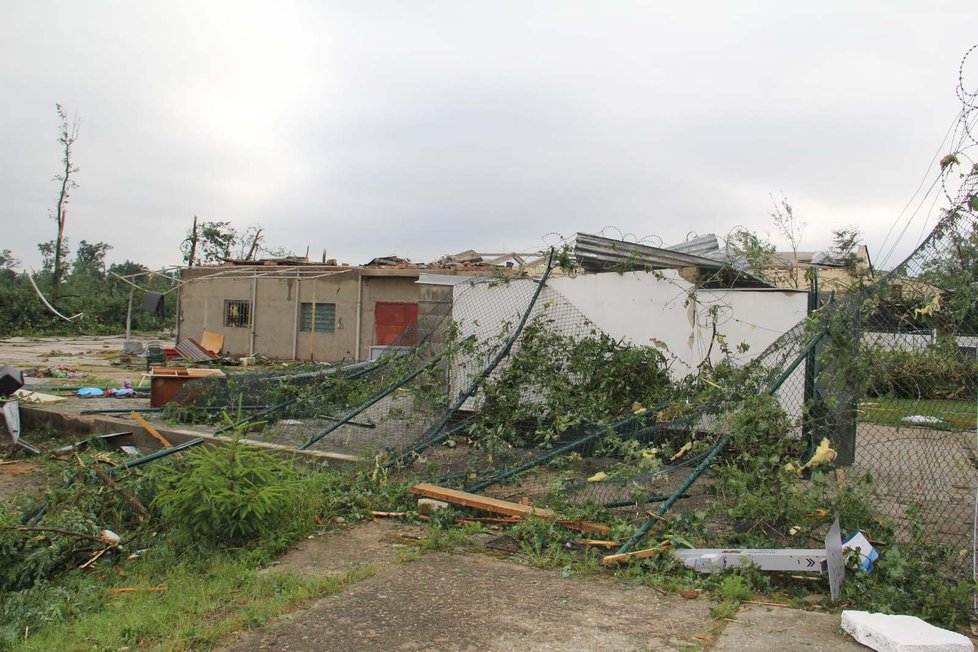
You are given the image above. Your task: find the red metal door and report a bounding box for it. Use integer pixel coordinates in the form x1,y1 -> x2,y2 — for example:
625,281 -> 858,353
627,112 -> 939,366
374,302 -> 418,345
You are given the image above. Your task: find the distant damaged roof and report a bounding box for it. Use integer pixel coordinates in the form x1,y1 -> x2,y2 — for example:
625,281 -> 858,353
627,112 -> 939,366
573,232 -> 772,288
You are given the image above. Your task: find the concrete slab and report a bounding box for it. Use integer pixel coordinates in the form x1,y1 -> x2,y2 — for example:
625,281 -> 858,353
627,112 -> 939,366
841,610 -> 974,652
713,605 -> 864,651
223,550 -> 714,651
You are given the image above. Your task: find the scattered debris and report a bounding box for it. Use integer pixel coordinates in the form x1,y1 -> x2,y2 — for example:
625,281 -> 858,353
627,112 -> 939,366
11,389 -> 65,403
25,364 -> 78,379
901,415 -> 943,425
842,530 -> 879,572
667,519 -> 846,601
50,431 -> 133,456
840,610 -> 974,652
198,331 -> 224,356
2,399 -> 40,455
0,365 -> 25,395
174,338 -> 219,363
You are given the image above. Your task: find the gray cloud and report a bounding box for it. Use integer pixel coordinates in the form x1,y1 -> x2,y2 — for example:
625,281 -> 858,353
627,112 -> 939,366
1,1 -> 975,271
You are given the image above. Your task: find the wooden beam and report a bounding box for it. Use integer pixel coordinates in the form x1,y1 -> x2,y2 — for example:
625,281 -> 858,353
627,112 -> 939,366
409,483 -> 554,518
130,412 -> 172,449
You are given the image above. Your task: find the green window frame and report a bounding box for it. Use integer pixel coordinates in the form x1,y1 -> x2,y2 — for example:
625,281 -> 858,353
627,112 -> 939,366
299,302 -> 336,333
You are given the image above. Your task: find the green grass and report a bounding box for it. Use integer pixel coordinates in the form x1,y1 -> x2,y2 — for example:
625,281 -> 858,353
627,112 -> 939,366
859,397 -> 976,431
11,552 -> 374,651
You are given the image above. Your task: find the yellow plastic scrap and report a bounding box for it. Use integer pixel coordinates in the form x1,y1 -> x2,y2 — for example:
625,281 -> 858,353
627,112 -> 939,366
641,448 -> 658,460
670,441 -> 693,462
913,294 -> 940,318
808,437 -> 838,467
783,437 -> 838,475
631,402 -> 647,415
588,471 -> 608,482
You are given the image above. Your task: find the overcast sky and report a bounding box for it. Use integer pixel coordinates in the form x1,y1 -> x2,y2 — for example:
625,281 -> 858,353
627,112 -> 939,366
1,2 -> 976,272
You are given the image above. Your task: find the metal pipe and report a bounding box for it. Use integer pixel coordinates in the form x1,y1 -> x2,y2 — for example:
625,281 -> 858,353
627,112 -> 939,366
292,267 -> 301,361
125,287 -> 134,342
249,275 -> 258,357
769,329 -> 827,394
111,437 -> 206,472
354,270 -> 363,362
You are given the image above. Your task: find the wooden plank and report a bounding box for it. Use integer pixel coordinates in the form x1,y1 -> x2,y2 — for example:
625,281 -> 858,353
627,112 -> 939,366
409,483 -> 555,518
602,543 -> 670,566
130,412 -> 172,449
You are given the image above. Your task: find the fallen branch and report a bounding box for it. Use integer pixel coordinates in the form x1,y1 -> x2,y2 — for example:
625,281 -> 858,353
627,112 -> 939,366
79,547 -> 111,569
743,600 -> 792,608
109,586 -> 168,594
91,465 -> 148,519
13,526 -> 111,545
370,511 -> 407,518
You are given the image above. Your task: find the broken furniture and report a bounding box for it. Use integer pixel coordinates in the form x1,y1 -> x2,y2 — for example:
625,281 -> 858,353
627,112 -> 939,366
145,344 -> 167,371
149,367 -> 225,407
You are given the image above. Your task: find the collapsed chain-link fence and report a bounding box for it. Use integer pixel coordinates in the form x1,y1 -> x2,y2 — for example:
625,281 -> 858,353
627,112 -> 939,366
159,49 -> 978,581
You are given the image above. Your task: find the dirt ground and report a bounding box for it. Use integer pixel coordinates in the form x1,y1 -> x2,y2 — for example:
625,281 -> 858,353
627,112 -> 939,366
0,334 -> 168,386
222,521 -> 863,652
0,461 -> 45,500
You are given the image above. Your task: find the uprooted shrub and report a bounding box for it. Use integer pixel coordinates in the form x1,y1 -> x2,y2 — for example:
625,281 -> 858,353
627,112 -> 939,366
863,339 -> 977,400
152,435 -> 318,550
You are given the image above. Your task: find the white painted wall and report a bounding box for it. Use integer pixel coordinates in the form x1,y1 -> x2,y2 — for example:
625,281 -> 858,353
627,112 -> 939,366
444,271 -> 811,417
549,271 -> 808,377
443,270 -> 807,388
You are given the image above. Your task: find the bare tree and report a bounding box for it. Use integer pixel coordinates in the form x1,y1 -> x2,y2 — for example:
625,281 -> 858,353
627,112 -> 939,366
183,215 -> 200,266
51,104 -> 80,300
769,192 -> 805,288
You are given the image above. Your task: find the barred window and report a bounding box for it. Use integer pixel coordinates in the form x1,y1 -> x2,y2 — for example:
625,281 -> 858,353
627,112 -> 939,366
299,302 -> 336,333
224,300 -> 251,328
